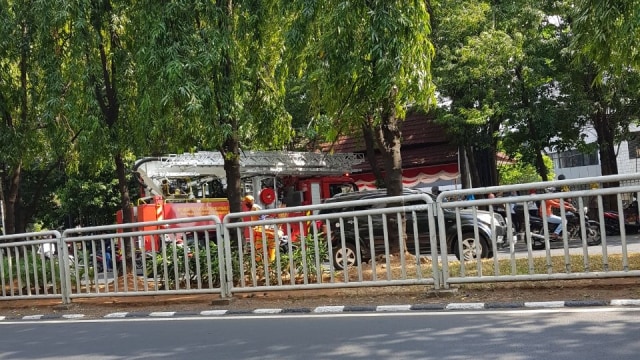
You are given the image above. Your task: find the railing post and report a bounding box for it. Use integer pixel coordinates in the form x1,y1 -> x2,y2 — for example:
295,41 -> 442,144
219,221 -> 233,299
56,230 -> 72,305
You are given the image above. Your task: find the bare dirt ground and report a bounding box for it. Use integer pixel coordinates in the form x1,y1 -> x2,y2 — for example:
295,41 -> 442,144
1,277 -> 639,319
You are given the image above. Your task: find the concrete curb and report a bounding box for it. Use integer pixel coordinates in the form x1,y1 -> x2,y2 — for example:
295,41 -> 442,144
2,299 -> 640,321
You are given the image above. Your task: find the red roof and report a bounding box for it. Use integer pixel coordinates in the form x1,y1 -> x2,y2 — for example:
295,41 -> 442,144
319,112 -> 458,172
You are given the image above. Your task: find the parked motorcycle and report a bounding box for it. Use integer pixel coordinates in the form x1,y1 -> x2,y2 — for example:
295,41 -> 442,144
513,204 -> 601,250
603,199 -> 639,235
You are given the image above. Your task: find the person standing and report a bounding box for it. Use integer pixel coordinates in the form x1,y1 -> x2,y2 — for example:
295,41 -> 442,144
243,195 -> 262,221
243,195 -> 275,261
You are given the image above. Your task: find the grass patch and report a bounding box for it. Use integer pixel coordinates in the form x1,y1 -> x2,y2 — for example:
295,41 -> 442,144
447,253 -> 640,277
336,253 -> 640,283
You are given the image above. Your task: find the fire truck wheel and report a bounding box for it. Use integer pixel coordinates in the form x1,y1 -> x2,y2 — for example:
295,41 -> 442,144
260,188 -> 276,205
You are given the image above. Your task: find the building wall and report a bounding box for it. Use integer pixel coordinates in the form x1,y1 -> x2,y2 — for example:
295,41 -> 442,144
551,124 -> 640,181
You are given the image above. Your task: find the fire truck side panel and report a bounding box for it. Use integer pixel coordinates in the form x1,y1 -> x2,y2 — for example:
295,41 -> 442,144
118,200 -> 230,252
162,200 -> 230,226
136,204 -> 162,251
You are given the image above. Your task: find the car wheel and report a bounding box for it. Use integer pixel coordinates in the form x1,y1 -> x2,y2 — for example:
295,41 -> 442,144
453,233 -> 488,261
333,242 -> 358,270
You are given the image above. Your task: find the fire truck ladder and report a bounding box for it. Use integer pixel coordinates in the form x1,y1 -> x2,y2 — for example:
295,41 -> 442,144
134,151 -> 365,196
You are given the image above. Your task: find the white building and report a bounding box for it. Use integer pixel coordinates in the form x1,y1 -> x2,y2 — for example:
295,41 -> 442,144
549,124 -> 640,181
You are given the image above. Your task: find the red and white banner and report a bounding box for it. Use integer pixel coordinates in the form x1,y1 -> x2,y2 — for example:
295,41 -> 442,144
352,163 -> 459,190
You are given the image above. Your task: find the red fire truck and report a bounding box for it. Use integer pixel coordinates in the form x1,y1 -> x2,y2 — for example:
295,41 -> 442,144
120,151 -> 364,251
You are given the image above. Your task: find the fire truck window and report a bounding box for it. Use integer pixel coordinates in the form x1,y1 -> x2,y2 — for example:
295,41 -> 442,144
283,189 -> 303,207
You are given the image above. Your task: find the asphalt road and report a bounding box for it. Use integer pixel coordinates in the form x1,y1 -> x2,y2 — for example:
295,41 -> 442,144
1,308 -> 639,360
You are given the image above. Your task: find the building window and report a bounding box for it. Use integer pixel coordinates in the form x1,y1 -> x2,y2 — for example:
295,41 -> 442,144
628,132 -> 640,159
552,149 -> 599,169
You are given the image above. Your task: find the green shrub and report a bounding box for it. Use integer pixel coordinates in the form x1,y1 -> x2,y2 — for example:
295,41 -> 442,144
145,241 -> 241,290
247,234 -> 329,283
1,250 -> 61,293
279,234 -> 328,278
145,234 -> 329,289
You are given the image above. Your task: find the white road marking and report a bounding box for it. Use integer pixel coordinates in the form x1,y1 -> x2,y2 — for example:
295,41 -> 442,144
62,314 -> 85,319
610,299 -> 640,306
253,308 -> 282,314
377,305 -> 412,312
104,312 -> 128,318
446,302 -> 485,310
314,306 -> 345,313
149,312 -> 176,317
525,301 -> 565,308
200,310 -> 228,316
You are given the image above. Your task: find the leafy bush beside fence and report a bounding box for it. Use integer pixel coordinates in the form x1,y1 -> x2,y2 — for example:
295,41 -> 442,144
277,234 -> 329,279
146,235 -> 330,289
1,250 -> 60,293
145,241 -> 242,290
1,231 -> 331,296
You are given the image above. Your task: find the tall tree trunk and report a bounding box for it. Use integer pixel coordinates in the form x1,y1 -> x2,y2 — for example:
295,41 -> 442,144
4,20 -> 30,235
584,69 -> 618,207
535,150 -> 549,181
115,152 -> 134,270
377,118 -> 403,196
594,110 -> 619,209
4,163 -> 21,235
90,2 -> 132,272
376,113 -> 403,196
222,136 -> 242,215
362,117 -> 385,188
375,103 -> 405,254
466,145 -> 482,190
217,0 -> 242,216
115,153 -> 132,225
594,111 -> 619,177
459,145 -> 470,189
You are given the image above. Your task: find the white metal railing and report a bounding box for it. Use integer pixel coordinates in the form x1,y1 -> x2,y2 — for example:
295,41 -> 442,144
2,173 -> 640,305
437,174 -> 640,287
0,231 -> 65,300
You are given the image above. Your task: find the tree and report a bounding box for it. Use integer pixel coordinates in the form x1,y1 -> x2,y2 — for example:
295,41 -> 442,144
432,0 -> 599,185
572,0 -> 640,74
131,1 -> 292,215
285,1 -> 435,253
0,0 -> 70,234
570,2 -> 640,183
286,1 -> 435,196
432,1 -> 521,187
498,154 -> 553,185
20,0 -> 145,266
498,1 -> 640,185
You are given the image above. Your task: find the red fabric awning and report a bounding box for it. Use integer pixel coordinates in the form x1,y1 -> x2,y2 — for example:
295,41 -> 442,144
351,163 -> 459,190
